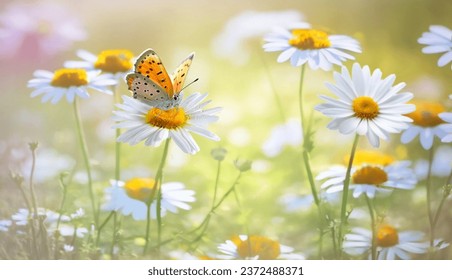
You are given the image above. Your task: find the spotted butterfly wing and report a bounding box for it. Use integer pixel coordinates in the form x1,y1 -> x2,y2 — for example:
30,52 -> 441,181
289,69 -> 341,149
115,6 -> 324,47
126,72 -> 171,107
171,52 -> 195,94
133,49 -> 174,97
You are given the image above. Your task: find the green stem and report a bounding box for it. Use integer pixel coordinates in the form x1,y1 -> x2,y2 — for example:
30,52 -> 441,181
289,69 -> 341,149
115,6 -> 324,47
28,145 -> 40,259
431,168 -> 452,248
54,175 -> 69,259
338,134 -> 360,258
366,196 -> 377,260
212,160 -> 222,208
73,98 -> 98,227
143,138 -> 171,256
96,211 -> 114,246
143,202 -> 152,255
426,146 -> 434,246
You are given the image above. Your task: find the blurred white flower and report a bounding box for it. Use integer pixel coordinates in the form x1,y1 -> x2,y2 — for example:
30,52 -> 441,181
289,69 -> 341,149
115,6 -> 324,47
439,111 -> 452,143
0,219 -> 12,232
418,25 -> 452,69
0,2 -> 86,60
218,234 -> 304,260
262,119 -> 302,157
102,179 -> 195,221
414,145 -> 452,179
212,10 -> 304,64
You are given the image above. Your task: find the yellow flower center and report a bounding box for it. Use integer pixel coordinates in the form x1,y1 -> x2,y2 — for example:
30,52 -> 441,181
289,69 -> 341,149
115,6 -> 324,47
352,166 -> 388,185
146,108 -> 188,129
345,150 -> 395,167
124,178 -> 156,202
288,29 -> 331,50
94,49 -> 134,73
50,68 -> 88,88
405,100 -> 445,127
376,225 -> 399,247
352,96 -> 380,120
233,235 -> 281,260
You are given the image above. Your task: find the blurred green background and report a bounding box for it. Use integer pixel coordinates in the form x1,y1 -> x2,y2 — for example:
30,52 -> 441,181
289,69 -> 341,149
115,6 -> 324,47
0,0 -> 451,259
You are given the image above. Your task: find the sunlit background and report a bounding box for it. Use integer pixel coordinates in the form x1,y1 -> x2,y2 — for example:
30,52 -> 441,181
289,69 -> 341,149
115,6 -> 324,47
1,0 -> 451,259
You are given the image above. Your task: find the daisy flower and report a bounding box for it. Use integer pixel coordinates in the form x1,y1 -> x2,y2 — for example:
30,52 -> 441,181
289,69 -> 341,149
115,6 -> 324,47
418,25 -> 452,69
343,225 -> 442,260
113,93 -> 221,155
414,145 -> 452,179
315,63 -> 415,147
263,22 -> 361,70
64,49 -> 134,78
28,68 -> 117,104
316,150 -> 417,198
218,235 -> 304,260
401,100 -> 448,149
0,2 -> 86,60
439,111 -> 452,143
102,178 -> 195,221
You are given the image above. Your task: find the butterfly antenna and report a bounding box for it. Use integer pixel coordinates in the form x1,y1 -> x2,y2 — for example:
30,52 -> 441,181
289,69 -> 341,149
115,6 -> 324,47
180,78 -> 199,92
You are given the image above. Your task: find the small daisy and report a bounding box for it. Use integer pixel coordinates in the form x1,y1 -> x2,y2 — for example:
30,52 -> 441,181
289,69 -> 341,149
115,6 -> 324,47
263,22 -> 361,70
315,63 -> 415,147
102,178 -> 195,221
218,235 -> 304,260
64,49 -> 134,78
439,111 -> 452,142
401,100 -> 448,149
316,151 -> 417,198
343,225 -> 432,260
28,68 -> 117,104
418,25 -> 452,69
113,93 -> 221,155
261,119 -> 302,157
414,145 -> 452,179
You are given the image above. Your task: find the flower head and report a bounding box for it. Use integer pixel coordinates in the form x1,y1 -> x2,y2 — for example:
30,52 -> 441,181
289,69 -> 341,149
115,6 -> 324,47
343,226 -> 435,259
401,100 -> 447,149
0,2 -> 86,60
316,151 -> 417,198
102,179 -> 195,220
315,63 -> 415,147
418,25 -> 452,69
113,93 -> 221,154
0,219 -> 12,232
28,68 -> 116,104
218,235 -> 304,260
263,22 -> 361,70
261,119 -> 302,157
64,49 -> 134,78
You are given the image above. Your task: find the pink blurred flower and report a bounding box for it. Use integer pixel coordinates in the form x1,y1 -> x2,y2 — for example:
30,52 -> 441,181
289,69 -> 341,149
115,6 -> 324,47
0,2 -> 86,61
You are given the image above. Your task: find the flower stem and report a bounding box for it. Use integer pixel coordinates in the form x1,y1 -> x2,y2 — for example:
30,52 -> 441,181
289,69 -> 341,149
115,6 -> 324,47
298,65 -> 324,257
54,174 -> 69,259
212,160 -> 222,208
366,196 -> 377,260
338,134 -> 360,258
430,168 -> 452,252
143,138 -> 171,256
111,83 -> 122,258
73,98 -> 98,228
426,145 -> 435,246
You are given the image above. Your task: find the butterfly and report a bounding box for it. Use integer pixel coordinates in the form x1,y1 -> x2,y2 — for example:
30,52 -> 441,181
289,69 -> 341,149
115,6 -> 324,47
126,49 -> 195,110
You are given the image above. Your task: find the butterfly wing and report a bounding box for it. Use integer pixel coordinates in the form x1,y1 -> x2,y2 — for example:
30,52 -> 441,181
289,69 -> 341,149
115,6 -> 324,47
134,49 -> 174,96
171,52 -> 195,94
126,72 -> 170,105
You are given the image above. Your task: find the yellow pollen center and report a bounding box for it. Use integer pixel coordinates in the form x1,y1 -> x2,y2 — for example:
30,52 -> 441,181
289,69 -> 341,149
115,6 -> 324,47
50,68 -> 88,88
352,166 -> 388,185
352,96 -> 379,120
94,49 -> 134,73
146,108 -> 188,129
376,225 -> 399,247
288,29 -> 331,50
233,235 -> 281,260
405,100 -> 445,127
345,150 -> 395,167
124,178 -> 156,202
